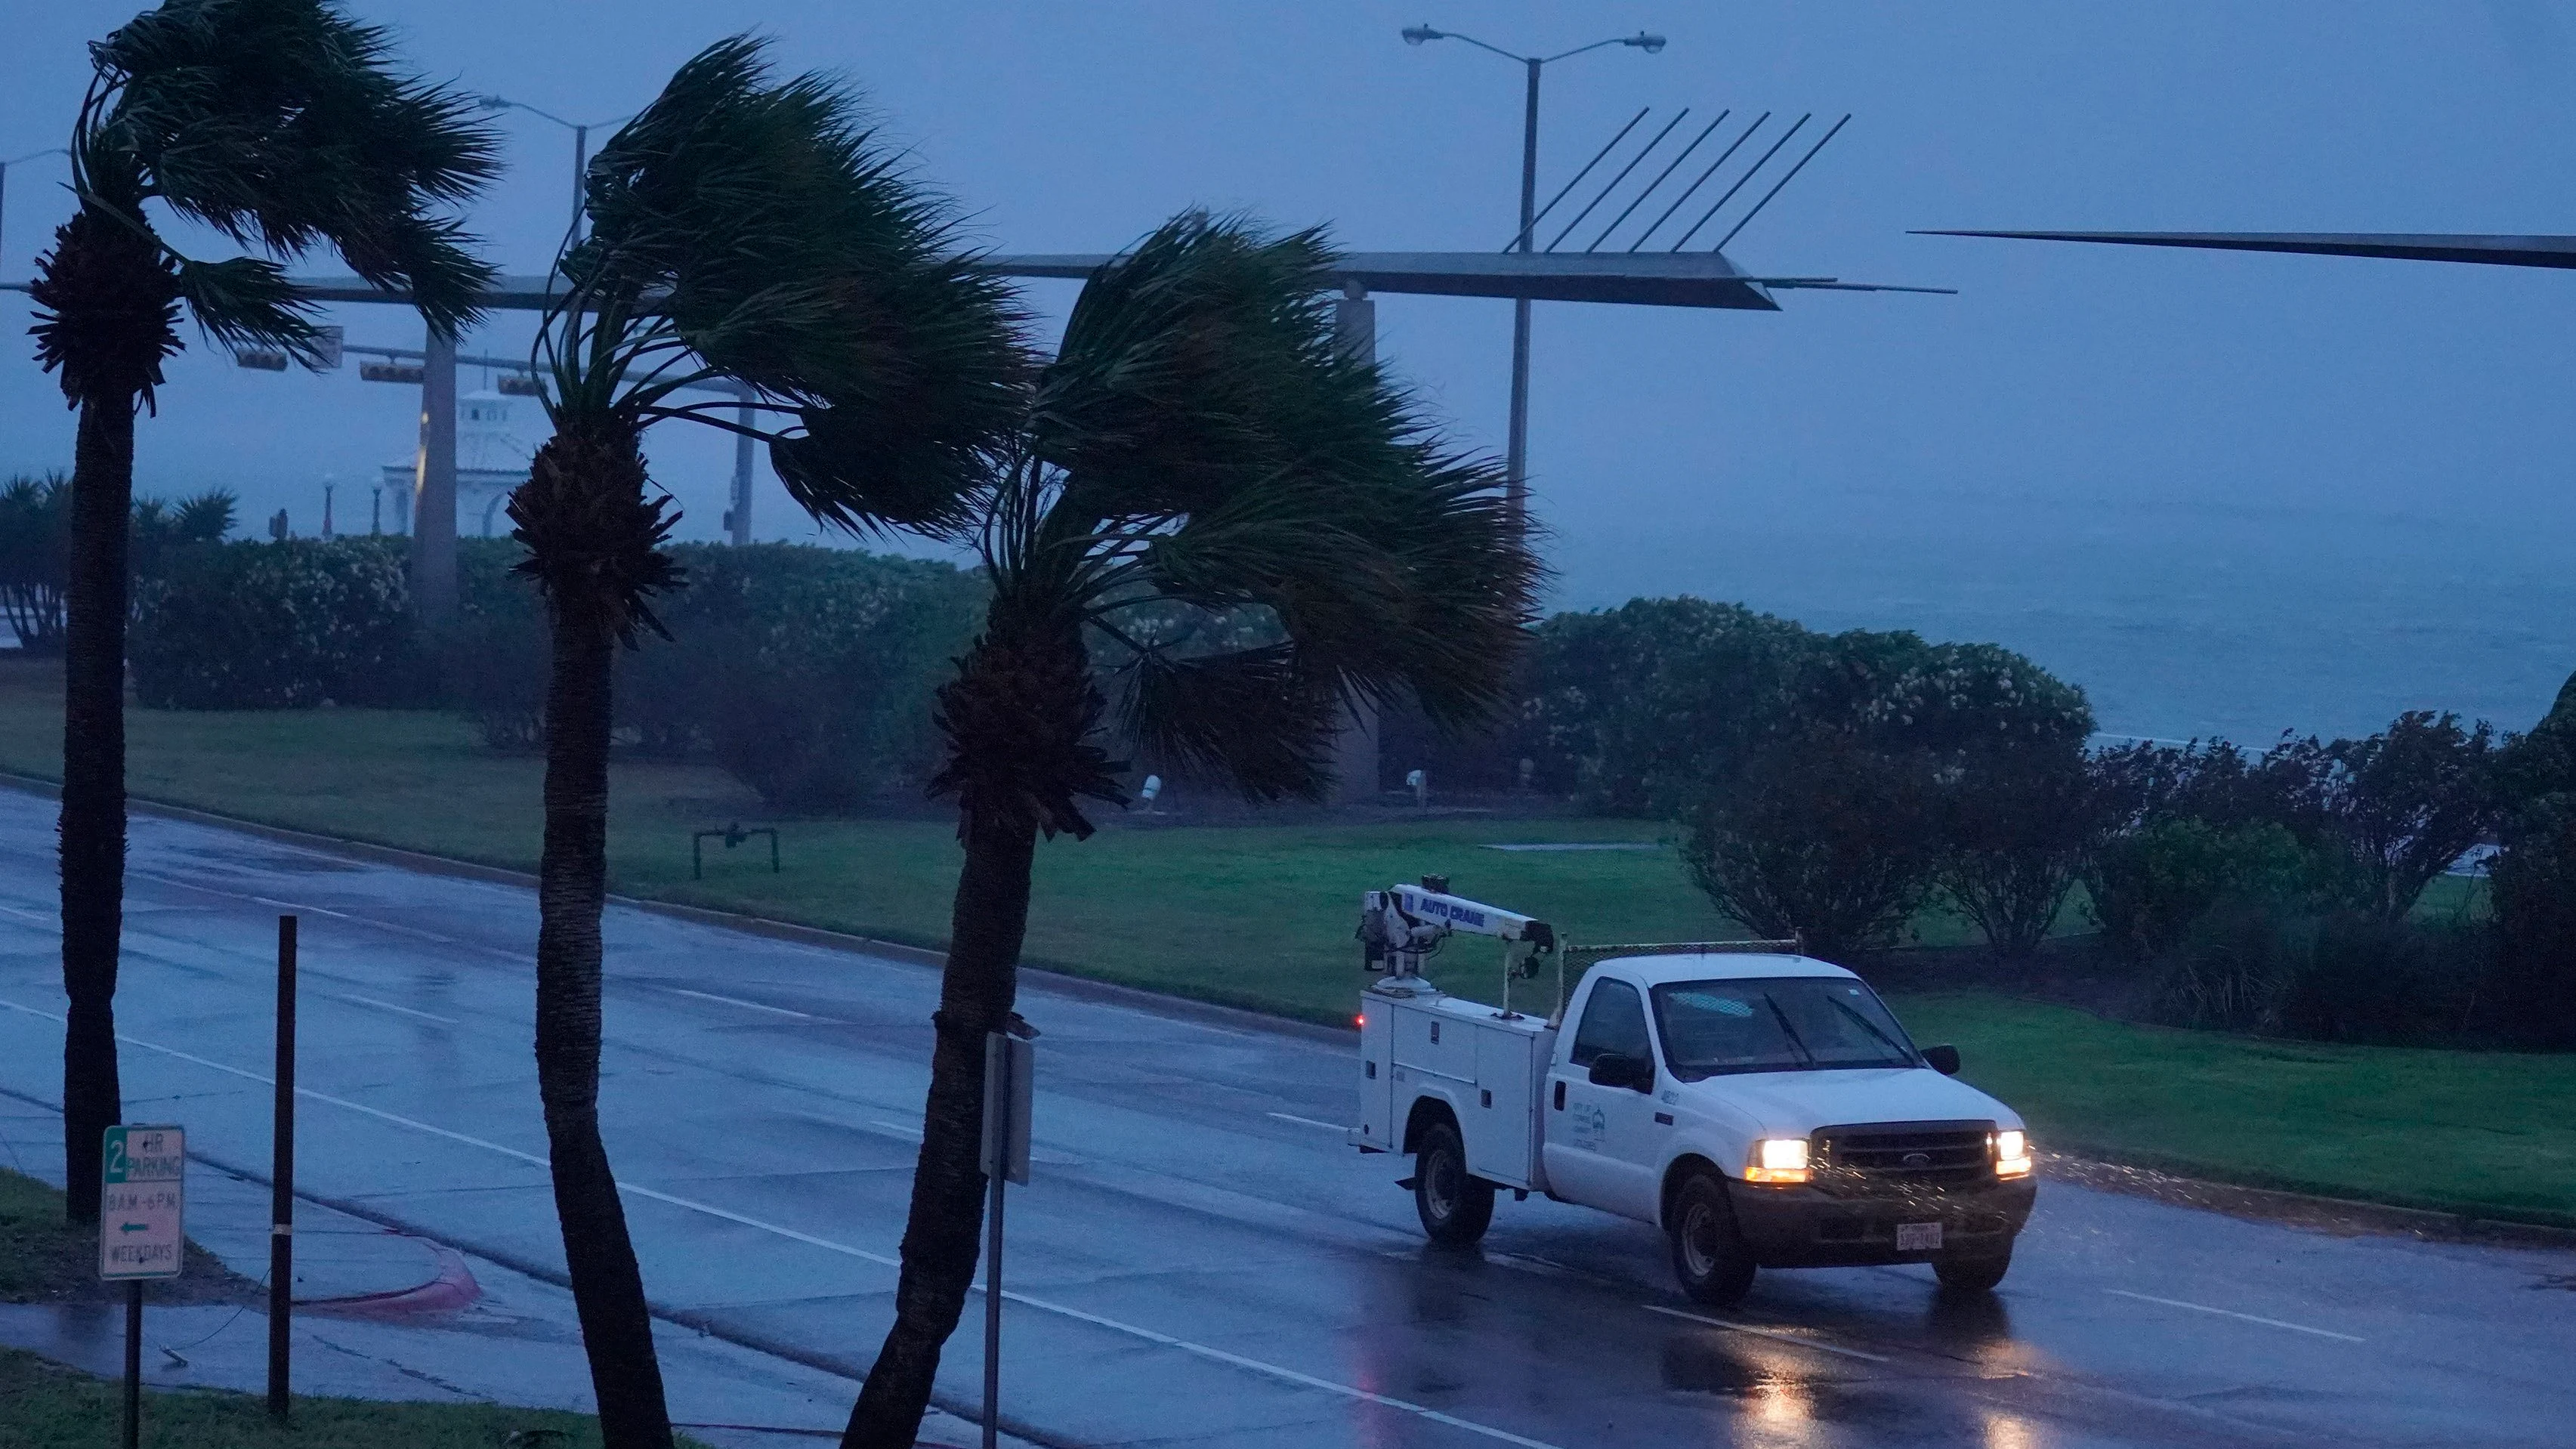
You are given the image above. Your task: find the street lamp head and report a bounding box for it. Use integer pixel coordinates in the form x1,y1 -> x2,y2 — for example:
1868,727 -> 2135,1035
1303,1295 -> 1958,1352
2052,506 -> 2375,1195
1402,25 -> 1445,45
477,94 -> 512,112
1624,32 -> 1667,53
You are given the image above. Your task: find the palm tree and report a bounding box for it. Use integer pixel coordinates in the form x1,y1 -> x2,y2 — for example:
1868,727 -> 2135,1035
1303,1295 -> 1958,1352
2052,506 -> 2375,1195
0,474 -> 72,656
26,0 -> 496,1223
511,39 -> 1022,1447
839,213 -> 1543,1449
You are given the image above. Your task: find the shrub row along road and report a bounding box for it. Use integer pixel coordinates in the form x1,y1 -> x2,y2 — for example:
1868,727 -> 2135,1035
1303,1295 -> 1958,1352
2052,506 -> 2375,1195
0,788 -> 2565,1447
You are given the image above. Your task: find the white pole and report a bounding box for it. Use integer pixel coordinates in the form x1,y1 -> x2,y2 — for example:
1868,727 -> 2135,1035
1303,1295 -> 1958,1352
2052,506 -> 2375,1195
410,333 -> 458,623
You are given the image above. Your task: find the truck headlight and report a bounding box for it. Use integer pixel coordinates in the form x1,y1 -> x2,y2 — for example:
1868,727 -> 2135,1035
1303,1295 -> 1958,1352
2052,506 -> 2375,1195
1994,1129 -> 2032,1179
1746,1137 -> 1809,1185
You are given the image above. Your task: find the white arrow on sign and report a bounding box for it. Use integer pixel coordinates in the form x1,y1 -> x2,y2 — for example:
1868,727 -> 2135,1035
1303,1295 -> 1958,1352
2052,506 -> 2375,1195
100,1123 -> 186,1282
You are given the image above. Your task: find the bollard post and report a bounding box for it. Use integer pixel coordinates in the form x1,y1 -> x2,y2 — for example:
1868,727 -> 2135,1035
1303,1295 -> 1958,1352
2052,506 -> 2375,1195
267,915 -> 297,1419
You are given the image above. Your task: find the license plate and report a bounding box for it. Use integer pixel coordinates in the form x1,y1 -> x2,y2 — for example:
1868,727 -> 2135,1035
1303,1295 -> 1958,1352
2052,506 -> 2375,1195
1896,1222 -> 1943,1252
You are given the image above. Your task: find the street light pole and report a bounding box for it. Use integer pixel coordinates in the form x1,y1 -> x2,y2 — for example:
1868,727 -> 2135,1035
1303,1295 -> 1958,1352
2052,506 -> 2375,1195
477,97 -> 633,236
1403,26 -> 1665,533
1509,59 -> 1540,524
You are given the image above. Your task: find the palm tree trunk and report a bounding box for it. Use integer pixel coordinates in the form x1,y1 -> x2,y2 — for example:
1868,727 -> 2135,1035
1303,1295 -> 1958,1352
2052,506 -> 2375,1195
535,600 -> 674,1449
842,805 -> 1037,1449
58,391 -> 131,1225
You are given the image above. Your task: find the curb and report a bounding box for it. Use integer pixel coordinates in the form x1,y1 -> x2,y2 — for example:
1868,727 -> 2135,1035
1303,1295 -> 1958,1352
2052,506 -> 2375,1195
2043,1151 -> 2576,1251
295,1242 -> 483,1317
6,771 -> 2560,1240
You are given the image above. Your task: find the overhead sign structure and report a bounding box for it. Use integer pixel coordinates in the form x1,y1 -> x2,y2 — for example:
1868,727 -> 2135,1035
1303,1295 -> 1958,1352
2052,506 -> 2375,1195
99,1123 -> 186,1282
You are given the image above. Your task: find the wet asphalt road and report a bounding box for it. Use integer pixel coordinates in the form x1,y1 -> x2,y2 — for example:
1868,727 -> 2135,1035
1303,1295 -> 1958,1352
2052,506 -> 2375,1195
0,788 -> 2569,1447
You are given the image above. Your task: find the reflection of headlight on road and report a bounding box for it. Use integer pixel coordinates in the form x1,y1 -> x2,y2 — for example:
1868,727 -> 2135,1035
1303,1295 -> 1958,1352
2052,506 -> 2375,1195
1983,1408 -> 2039,1449
1994,1129 -> 2032,1179
1747,1137 -> 1808,1184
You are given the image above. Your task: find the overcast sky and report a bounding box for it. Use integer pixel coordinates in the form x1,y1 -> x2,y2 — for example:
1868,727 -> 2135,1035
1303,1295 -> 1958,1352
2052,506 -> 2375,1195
5,2 -> 2574,740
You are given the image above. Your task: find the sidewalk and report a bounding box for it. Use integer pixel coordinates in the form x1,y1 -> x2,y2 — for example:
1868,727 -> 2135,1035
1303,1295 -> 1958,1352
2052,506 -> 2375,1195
0,1095 -> 1027,1449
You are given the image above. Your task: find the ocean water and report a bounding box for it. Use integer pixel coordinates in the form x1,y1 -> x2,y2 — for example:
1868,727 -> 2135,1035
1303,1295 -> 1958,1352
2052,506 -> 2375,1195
1554,490 -> 2576,746
7,491 -> 2565,749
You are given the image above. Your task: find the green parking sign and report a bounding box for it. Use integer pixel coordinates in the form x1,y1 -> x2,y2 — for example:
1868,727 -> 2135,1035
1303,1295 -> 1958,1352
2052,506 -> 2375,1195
100,1124 -> 185,1281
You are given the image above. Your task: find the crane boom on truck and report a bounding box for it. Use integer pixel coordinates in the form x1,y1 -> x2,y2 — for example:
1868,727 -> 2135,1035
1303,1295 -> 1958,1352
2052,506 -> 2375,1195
1352,878 -> 2037,1305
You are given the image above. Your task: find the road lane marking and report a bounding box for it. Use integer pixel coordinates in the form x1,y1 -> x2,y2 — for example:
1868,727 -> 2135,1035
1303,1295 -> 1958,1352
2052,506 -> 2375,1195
330,993 -> 461,1026
1015,1291 -> 1566,1449
869,1120 -> 924,1139
659,987 -> 819,1020
0,997 -> 1565,1449
0,904 -> 54,924
241,893 -> 486,953
117,871 -> 521,963
1642,1304 -> 1892,1362
1266,1112 -> 1349,1132
2105,1289 -> 2364,1342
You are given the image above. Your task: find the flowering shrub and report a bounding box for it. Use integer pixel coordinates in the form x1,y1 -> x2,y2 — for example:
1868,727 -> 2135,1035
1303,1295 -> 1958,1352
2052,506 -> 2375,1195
129,538 -> 421,708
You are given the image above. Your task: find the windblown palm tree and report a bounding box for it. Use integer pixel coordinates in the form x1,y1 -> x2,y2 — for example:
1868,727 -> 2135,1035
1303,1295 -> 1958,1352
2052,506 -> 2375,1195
839,213 -> 1543,1449
26,0 -> 496,1223
511,38 -> 1022,1447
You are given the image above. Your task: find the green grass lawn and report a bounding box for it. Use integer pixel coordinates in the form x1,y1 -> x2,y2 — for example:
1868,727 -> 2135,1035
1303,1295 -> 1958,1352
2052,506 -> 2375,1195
0,1170 -> 244,1306
0,1169 -> 678,1447
0,657 -> 1750,1024
0,1347 -> 676,1448
2,658 -> 2568,1223
1896,994 -> 2576,1225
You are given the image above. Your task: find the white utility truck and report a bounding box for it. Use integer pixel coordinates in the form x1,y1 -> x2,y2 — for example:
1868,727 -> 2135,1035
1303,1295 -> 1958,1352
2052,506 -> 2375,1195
1353,879 -> 2036,1304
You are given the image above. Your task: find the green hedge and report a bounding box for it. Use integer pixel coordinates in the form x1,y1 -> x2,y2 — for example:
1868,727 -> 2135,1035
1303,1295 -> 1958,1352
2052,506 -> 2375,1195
129,539 -> 420,709
450,539 -> 981,811
127,536 -> 984,814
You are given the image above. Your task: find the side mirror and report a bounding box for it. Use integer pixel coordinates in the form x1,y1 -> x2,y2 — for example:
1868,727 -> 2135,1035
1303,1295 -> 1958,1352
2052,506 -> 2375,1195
1923,1043 -> 1961,1076
1588,1052 -> 1654,1092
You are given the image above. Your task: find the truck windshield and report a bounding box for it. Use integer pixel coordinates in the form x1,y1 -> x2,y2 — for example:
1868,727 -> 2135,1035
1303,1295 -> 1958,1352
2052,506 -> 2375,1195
1651,978 -> 1921,1078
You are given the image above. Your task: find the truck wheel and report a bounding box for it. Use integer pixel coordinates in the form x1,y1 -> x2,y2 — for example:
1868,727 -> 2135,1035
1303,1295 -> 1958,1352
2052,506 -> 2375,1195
1413,1120 -> 1495,1247
1667,1172 -> 1757,1306
1934,1247 -> 2012,1293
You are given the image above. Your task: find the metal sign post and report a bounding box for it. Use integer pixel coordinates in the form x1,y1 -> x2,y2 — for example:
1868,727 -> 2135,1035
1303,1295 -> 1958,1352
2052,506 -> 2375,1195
101,1123 -> 185,1449
978,1031 -> 1034,1449
269,916 -> 298,1420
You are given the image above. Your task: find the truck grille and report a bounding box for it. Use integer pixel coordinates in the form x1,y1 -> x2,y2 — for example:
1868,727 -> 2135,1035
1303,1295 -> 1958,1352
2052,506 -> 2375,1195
1811,1121 -> 1994,1196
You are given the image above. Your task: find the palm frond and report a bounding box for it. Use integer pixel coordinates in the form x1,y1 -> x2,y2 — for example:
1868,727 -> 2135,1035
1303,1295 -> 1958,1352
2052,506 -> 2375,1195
1046,213 -> 1544,721
175,255 -> 322,361
171,488 -> 237,540
547,35 -> 1024,537
1030,213 -> 1361,525
942,211 -> 1541,812
85,0 -> 501,335
1112,641 -> 1341,803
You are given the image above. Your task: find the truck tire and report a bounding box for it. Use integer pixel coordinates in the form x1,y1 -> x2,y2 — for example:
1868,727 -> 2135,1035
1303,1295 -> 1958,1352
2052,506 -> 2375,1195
1413,1120 -> 1496,1247
1667,1171 -> 1757,1306
1934,1246 -> 2012,1293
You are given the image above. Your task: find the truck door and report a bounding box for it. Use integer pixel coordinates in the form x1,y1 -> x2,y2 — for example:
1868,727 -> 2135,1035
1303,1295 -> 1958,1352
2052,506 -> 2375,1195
1543,977 -> 1663,1222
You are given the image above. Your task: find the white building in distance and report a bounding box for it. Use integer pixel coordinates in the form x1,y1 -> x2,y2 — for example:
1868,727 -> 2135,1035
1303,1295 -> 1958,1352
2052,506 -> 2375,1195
378,383 -> 534,536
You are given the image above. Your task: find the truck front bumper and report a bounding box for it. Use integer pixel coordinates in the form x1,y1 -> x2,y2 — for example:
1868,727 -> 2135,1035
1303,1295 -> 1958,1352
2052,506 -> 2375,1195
1727,1174 -> 2037,1268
